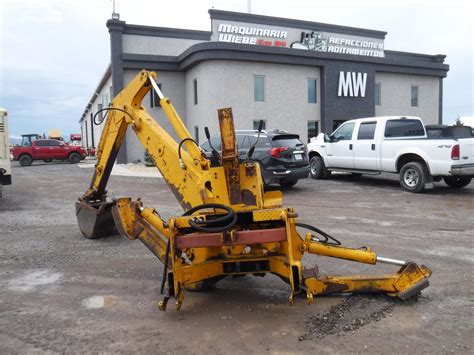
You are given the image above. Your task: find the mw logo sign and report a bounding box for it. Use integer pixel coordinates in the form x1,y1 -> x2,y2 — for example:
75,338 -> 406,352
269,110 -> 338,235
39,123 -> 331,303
337,71 -> 367,97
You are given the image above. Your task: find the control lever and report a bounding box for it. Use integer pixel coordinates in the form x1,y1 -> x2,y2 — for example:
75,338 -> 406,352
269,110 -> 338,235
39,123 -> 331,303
246,120 -> 264,161
204,126 -> 221,164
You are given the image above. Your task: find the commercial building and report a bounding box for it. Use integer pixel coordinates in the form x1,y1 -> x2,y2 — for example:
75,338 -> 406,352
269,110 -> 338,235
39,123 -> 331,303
80,9 -> 449,163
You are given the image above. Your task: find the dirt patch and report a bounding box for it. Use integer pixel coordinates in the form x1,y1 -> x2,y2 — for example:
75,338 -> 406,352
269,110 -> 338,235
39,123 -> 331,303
300,295 -> 398,340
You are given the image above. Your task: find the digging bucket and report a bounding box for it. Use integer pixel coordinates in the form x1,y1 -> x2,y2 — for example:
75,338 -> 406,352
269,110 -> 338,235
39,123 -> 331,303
75,200 -> 119,239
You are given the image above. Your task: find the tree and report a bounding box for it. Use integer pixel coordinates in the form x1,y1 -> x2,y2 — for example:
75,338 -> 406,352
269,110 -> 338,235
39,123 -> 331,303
144,150 -> 155,167
453,117 -> 464,126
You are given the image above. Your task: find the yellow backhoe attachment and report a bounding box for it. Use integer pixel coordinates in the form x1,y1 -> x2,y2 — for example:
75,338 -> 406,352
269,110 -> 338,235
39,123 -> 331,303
76,70 -> 432,310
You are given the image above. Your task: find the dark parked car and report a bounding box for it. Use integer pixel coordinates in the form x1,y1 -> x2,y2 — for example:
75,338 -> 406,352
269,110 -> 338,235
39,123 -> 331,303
200,129 -> 309,188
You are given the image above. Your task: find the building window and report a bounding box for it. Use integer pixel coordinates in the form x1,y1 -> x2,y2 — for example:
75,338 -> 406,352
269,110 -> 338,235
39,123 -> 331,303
85,117 -> 89,148
193,79 -> 198,105
253,120 -> 266,130
97,103 -> 103,122
307,121 -> 319,142
375,82 -> 381,106
411,85 -> 418,107
102,93 -> 109,108
90,110 -> 95,147
151,83 -> 162,108
254,75 -> 265,102
308,79 -> 317,104
194,125 -> 199,144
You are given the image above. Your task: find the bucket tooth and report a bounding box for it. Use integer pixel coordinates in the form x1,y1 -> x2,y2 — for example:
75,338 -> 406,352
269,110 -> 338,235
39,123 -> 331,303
75,201 -> 119,239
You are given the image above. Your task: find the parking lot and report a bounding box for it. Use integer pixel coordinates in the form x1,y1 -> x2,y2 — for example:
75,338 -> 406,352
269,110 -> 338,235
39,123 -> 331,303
0,161 -> 472,354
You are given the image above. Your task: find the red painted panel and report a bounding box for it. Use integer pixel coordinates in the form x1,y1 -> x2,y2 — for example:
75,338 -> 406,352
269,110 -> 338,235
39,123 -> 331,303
175,227 -> 287,249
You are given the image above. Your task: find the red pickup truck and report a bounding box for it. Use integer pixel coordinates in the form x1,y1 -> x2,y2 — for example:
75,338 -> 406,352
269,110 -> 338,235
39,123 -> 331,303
12,139 -> 87,166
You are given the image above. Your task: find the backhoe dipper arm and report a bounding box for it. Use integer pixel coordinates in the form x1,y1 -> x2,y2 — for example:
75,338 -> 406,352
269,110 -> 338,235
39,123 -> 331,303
82,101 -> 128,202
81,70 -> 212,206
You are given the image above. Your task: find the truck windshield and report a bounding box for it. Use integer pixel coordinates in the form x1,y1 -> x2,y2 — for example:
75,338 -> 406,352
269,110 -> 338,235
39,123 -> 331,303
331,123 -> 356,141
384,119 -> 425,138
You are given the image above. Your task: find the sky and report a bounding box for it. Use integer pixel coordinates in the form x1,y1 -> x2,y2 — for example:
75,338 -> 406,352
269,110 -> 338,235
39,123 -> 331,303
0,0 -> 473,139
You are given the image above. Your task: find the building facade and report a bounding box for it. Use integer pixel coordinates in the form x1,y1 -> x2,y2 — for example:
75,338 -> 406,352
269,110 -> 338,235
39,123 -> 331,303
80,9 -> 449,163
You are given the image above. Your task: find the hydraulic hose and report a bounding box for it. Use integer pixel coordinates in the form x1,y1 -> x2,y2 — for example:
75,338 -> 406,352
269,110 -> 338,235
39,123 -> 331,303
92,107 -> 134,125
177,138 -> 199,168
160,238 -> 171,295
183,203 -> 237,233
295,222 -> 341,245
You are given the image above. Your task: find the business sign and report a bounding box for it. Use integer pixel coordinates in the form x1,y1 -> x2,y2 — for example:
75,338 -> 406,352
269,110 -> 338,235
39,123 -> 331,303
212,20 -> 385,57
291,31 -> 384,58
217,23 -> 288,47
338,71 -> 367,97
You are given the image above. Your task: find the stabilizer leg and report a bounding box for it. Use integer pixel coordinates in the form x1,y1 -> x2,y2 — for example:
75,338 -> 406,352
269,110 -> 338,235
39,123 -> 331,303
301,236 -> 432,302
303,262 -> 431,303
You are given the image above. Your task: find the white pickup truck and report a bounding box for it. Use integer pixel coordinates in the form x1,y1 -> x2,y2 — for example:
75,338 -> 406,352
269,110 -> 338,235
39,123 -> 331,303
307,116 -> 474,192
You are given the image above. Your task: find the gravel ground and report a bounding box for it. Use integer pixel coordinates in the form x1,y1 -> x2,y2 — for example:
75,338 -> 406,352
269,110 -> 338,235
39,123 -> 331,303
0,161 -> 472,354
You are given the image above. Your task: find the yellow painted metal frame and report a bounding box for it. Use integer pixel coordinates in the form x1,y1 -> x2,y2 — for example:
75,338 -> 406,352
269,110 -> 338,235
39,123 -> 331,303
79,69 -> 432,311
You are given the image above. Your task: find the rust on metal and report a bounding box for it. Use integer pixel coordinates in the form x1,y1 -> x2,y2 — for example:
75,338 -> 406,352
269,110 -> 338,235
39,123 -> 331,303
167,183 -> 192,211
218,108 -> 242,205
175,227 -> 287,249
217,108 -> 237,161
241,189 -> 257,206
245,163 -> 256,177
319,280 -> 349,294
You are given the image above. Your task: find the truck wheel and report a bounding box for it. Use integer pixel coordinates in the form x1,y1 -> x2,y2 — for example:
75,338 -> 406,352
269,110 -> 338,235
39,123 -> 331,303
19,154 -> 33,167
310,156 -> 328,179
443,176 -> 472,188
279,179 -> 298,188
69,152 -> 81,164
399,162 -> 427,193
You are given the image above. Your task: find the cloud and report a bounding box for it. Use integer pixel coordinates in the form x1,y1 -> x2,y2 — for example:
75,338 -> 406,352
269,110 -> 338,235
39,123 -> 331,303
1,0 -> 110,136
2,69 -> 91,135
0,0 -> 472,137
16,2 -> 65,24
